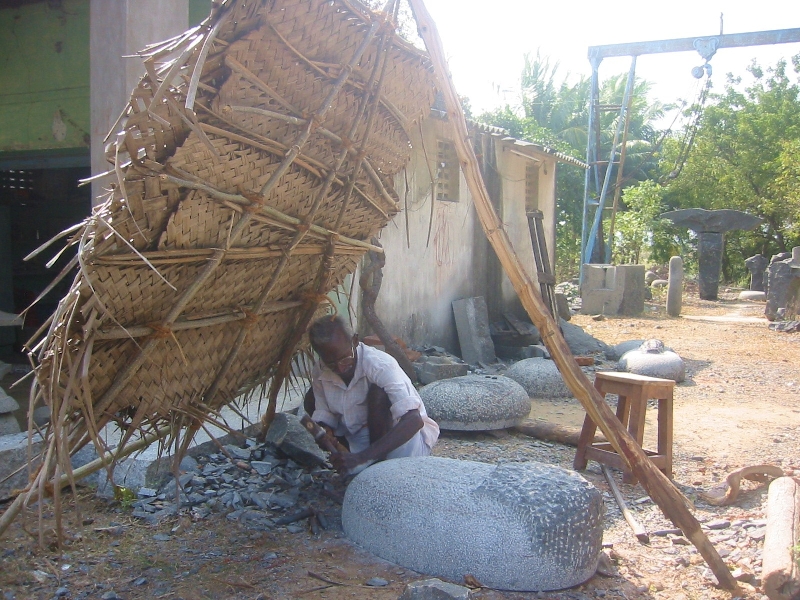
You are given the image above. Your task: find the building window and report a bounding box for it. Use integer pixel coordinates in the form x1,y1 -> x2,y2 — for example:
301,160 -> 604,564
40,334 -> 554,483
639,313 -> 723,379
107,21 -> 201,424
525,162 -> 539,212
436,140 -> 459,202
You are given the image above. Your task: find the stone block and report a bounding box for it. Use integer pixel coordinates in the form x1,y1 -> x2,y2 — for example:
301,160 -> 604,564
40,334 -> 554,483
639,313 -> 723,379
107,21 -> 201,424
343,458 -> 604,591
0,386 -> 19,413
264,412 -> 327,467
0,414 -> 21,435
399,579 -> 472,600
554,292 -> 571,321
0,361 -> 11,379
504,358 -> 572,399
0,432 -> 42,500
419,375 -> 530,431
617,265 -> 646,316
414,356 -> 469,385
582,265 -> 644,316
452,297 -> 496,365
580,264 -> 623,315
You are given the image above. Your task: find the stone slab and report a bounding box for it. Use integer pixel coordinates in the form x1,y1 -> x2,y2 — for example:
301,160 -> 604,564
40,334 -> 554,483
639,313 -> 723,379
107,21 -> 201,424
0,386 -> 19,414
399,579 -> 472,600
414,356 -> 469,385
618,265 -> 646,316
739,290 -> 766,302
452,297 -> 496,365
0,361 -> 11,379
504,358 -> 572,399
264,412 -> 326,467
580,264 -> 623,315
343,457 -> 604,592
419,375 -> 530,431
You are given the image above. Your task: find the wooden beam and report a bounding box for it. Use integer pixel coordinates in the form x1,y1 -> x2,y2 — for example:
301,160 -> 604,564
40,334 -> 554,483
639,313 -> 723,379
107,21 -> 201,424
406,0 -> 738,590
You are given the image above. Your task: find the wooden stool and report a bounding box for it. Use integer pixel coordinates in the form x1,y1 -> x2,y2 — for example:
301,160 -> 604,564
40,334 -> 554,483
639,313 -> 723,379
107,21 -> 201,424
573,371 -> 675,484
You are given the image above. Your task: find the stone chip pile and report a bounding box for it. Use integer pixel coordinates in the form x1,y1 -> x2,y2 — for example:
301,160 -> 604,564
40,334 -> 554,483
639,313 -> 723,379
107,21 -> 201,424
127,439 -> 342,533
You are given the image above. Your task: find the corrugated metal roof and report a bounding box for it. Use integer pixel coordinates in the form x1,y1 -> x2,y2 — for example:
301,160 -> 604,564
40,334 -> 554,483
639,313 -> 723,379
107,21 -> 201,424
468,120 -> 588,169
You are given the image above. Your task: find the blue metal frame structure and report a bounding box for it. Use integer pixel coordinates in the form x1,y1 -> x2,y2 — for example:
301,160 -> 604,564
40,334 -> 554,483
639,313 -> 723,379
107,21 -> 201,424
579,27 -> 800,281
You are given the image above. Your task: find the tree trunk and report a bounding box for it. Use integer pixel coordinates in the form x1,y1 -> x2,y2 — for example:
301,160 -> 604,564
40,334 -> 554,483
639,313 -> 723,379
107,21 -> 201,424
359,238 -> 418,382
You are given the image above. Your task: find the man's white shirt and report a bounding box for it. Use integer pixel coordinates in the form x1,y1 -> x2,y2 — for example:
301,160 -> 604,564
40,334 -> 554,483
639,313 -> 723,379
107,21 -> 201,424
310,342 -> 439,450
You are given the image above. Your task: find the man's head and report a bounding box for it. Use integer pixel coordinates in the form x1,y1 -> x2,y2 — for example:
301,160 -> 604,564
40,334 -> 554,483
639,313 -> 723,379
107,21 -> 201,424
308,315 -> 358,379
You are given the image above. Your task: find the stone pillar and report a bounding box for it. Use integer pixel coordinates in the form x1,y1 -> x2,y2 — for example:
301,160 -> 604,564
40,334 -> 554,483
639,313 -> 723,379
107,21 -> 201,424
764,252 -> 795,321
666,256 -> 683,317
697,232 -> 723,300
90,0 -> 189,205
744,254 -> 768,291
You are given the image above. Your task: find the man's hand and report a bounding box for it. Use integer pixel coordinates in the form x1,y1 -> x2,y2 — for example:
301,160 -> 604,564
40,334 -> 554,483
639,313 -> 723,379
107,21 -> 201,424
329,451 -> 366,474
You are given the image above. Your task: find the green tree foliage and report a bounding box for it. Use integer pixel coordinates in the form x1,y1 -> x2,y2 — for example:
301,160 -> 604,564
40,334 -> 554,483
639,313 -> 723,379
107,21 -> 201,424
663,55 -> 800,281
477,52 -> 665,280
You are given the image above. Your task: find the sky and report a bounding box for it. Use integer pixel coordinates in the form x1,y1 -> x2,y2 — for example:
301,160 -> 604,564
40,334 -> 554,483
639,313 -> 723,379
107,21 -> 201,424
418,0 -> 800,120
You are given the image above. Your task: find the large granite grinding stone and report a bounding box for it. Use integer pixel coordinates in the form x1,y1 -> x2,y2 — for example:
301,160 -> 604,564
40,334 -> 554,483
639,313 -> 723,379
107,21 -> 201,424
419,375 -> 531,430
505,357 -> 572,398
617,340 -> 685,382
343,457 -> 604,591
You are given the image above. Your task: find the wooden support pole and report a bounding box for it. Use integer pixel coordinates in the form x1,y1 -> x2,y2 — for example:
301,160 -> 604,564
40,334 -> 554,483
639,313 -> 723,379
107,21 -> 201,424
603,465 -> 650,544
406,0 -> 737,590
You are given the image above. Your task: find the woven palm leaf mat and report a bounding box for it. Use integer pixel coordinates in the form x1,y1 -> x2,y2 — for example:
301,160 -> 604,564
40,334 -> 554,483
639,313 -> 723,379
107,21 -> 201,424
17,0 -> 436,513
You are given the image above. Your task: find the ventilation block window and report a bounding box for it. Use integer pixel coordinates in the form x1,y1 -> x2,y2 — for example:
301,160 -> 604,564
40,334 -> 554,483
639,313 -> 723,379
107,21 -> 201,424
436,140 -> 459,202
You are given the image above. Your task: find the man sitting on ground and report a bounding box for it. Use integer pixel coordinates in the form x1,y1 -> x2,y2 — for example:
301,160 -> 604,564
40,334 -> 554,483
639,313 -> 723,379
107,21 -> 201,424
304,315 -> 439,474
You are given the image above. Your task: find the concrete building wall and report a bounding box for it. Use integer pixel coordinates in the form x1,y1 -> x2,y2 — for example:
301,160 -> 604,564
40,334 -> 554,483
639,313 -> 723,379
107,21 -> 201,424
370,118 -> 559,353
0,0 -> 90,154
372,118 -> 488,353
89,0 -> 189,203
495,148 -> 539,319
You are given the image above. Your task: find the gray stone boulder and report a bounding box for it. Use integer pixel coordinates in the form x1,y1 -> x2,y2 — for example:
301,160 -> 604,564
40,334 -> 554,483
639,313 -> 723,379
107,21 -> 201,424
343,457 -> 604,592
559,319 -> 611,356
738,290 -> 766,302
0,386 -> 19,414
651,279 -> 668,288
419,375 -> 530,431
505,358 -> 572,398
399,579 -> 471,600
618,339 -> 685,382
605,340 -> 645,361
265,412 -> 327,467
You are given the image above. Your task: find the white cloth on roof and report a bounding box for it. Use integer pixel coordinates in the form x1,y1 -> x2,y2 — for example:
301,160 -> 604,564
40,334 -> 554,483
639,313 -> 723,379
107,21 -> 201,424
310,343 -> 439,451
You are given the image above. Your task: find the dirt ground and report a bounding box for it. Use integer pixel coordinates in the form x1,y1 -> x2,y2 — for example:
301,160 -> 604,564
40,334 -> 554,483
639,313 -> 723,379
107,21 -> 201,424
1,290 -> 799,600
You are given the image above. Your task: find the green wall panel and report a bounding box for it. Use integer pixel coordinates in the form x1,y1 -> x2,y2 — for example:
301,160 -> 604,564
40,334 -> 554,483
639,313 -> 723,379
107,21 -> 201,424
189,0 -> 212,25
0,0 -> 90,153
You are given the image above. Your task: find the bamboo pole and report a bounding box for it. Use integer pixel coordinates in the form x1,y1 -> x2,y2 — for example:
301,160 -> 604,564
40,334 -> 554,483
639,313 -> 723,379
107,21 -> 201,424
406,0 -> 738,590
0,426 -> 172,539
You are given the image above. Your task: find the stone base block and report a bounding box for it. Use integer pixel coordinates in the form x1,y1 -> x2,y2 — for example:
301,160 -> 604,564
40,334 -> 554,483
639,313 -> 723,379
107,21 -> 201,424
343,457 -> 604,591
414,356 -> 469,385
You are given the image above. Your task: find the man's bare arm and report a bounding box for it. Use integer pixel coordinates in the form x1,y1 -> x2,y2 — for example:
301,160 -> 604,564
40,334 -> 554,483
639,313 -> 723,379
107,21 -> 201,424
329,409 -> 423,473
